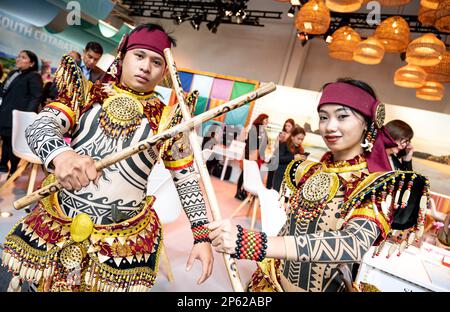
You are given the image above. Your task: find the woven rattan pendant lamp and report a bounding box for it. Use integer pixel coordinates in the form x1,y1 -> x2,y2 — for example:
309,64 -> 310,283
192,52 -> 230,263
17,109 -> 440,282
296,0 -> 331,35
418,5 -> 437,26
435,0 -> 450,33
394,64 -> 427,88
325,0 -> 363,12
374,16 -> 410,52
423,51 -> 450,82
416,81 -> 445,100
377,0 -> 411,6
406,33 -> 446,66
421,0 -> 441,9
353,36 -> 385,64
328,26 -> 361,60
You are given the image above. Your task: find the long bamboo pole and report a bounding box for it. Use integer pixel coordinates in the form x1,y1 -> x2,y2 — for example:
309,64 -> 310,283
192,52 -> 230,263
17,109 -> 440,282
13,82 -> 276,211
164,48 -> 248,292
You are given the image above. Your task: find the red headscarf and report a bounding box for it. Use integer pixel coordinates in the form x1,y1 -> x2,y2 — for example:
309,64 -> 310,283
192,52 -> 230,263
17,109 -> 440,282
317,82 -> 397,173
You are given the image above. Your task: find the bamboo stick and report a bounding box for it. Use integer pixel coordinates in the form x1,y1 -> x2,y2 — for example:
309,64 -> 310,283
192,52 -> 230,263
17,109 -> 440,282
164,49 -> 248,292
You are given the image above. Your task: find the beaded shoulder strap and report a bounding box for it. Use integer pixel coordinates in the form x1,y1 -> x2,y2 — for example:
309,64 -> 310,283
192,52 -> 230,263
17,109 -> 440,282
283,159 -> 320,193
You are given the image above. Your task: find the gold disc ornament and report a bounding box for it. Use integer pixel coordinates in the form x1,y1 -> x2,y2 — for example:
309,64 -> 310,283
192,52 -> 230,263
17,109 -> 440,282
374,102 -> 385,128
60,243 -> 85,270
99,94 -> 144,139
302,172 -> 334,202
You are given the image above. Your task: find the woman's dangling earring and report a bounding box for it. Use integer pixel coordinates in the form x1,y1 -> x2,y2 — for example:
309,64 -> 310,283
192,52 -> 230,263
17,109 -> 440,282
361,122 -> 377,153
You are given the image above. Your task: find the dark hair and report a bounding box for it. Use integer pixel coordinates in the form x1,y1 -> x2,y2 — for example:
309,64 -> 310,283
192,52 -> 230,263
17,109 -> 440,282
252,114 -> 269,127
385,119 -> 414,141
20,50 -> 39,72
85,42 -> 104,55
129,23 -> 177,48
282,119 -> 295,133
286,125 -> 305,154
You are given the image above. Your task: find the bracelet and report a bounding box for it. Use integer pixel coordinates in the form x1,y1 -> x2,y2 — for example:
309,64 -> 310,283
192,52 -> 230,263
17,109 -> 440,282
191,220 -> 211,244
232,225 -> 268,262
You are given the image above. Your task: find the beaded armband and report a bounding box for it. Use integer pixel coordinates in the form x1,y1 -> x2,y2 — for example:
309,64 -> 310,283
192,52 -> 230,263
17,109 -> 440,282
191,220 -> 211,244
232,225 -> 268,262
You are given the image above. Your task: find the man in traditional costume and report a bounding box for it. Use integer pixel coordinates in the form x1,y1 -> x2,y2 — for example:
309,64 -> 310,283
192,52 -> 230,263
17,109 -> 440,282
2,24 -> 213,292
208,79 -> 430,292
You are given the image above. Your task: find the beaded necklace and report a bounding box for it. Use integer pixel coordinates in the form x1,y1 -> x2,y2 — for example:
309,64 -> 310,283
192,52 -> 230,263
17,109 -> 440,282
98,83 -> 159,140
290,152 -> 368,224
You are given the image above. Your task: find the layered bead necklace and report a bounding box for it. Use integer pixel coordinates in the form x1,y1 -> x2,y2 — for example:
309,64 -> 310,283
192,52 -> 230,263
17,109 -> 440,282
290,152 -> 369,224
98,83 -> 159,140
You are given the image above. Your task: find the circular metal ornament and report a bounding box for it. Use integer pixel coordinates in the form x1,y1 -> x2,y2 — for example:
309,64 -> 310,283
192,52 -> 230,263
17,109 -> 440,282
301,172 -> 332,203
60,243 -> 84,270
102,94 -> 143,125
374,102 -> 385,128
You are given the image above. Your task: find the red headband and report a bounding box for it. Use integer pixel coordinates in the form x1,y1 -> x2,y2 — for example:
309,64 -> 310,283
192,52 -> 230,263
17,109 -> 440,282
318,82 -> 397,173
123,28 -> 171,58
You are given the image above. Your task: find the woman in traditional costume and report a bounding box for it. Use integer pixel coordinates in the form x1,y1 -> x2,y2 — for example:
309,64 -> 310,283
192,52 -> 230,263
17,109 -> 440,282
209,78 -> 429,292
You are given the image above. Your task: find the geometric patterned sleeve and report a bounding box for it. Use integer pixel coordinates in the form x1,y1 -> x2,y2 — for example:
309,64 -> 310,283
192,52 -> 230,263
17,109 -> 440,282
25,103 -> 75,170
167,164 -> 210,244
284,218 -> 381,263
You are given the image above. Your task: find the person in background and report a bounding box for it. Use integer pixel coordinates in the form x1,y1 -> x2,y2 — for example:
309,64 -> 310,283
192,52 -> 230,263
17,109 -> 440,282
202,128 -> 220,174
0,50 -> 43,176
68,50 -> 81,63
271,125 -> 306,192
385,119 -> 414,171
266,118 -> 296,189
79,41 -> 105,83
44,46 -> 100,106
234,113 -> 269,200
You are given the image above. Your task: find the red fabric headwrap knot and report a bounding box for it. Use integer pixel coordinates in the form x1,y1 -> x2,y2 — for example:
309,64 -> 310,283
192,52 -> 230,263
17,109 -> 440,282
317,82 -> 397,173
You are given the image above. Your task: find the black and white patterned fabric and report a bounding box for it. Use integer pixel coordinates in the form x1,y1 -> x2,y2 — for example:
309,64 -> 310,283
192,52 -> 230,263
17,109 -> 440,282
26,102 -> 208,227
